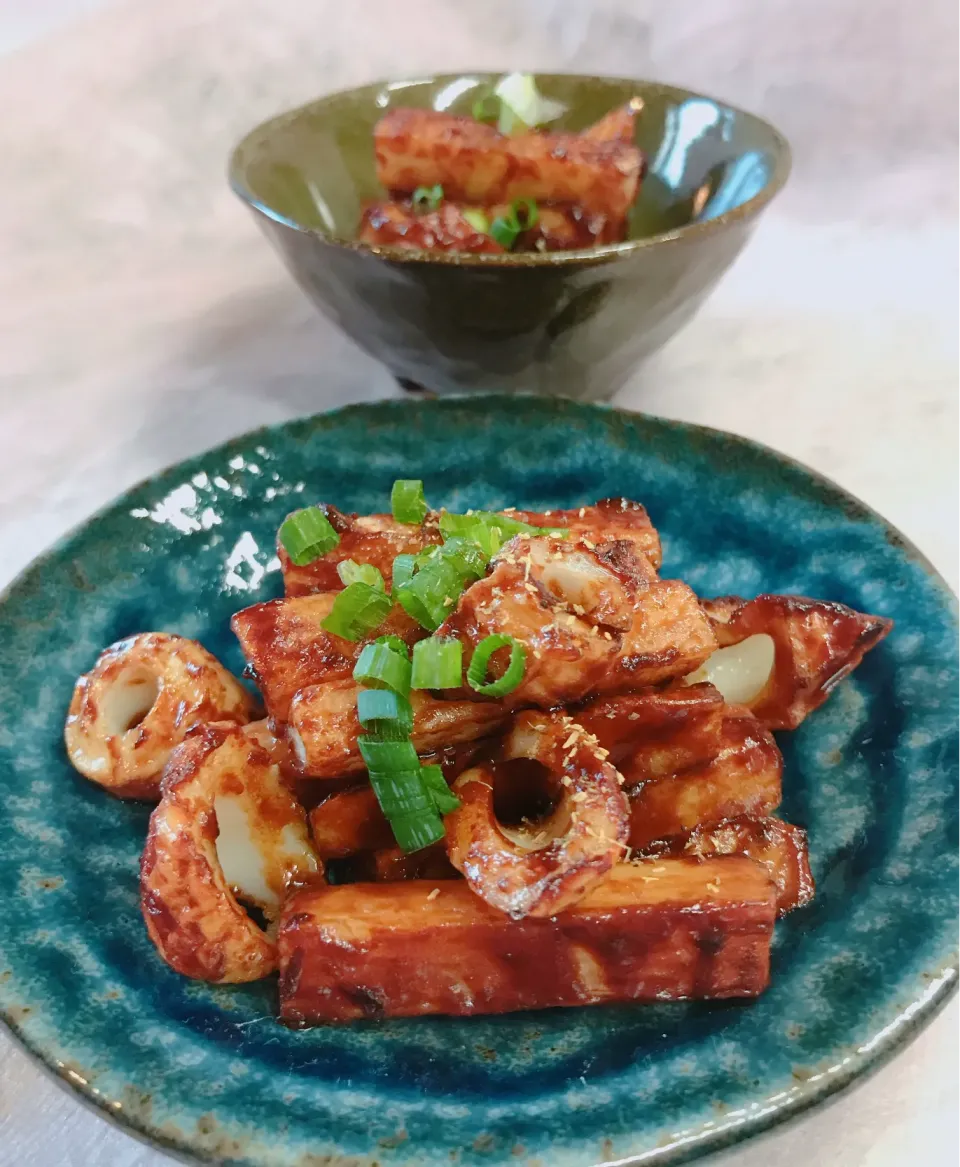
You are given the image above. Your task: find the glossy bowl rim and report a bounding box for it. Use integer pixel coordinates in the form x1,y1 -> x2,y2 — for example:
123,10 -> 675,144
227,71 -> 793,268
0,395 -> 956,1167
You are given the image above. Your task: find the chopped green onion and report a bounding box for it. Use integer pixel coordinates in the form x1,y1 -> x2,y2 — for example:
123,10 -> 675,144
411,637 -> 463,690
337,559 -> 385,590
462,208 -> 490,234
395,557 -> 465,631
357,688 -> 414,737
489,199 -> 539,251
392,554 -> 417,590
279,507 -> 340,566
415,544 -> 440,568
359,737 -> 421,774
390,811 -> 446,854
466,633 -> 526,697
367,769 -> 433,814
435,536 -> 488,580
321,582 -> 393,642
472,93 -> 500,123
494,72 -> 566,135
420,763 -> 461,815
411,184 -> 444,213
374,633 -> 410,658
353,641 -> 412,695
490,214 -> 521,250
438,509 -> 566,555
391,479 -> 430,524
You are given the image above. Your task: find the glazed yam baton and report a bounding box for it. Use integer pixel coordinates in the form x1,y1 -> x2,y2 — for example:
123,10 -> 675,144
374,108 -> 642,219
278,858 -> 777,1024
232,594 -> 423,722
286,680 -> 509,779
576,686 -> 783,848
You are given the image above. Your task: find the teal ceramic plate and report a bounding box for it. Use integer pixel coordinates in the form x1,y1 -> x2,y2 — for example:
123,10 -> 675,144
0,397 -> 956,1167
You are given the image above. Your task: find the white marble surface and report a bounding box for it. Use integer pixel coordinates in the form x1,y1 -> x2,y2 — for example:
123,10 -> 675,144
0,1 -> 956,1164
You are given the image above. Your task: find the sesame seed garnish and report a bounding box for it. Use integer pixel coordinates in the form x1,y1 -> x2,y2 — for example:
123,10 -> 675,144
627,712 -> 640,721
562,732 -> 578,749
706,882 -> 720,894
578,508 -> 586,518
427,887 -> 440,901
572,792 -> 588,803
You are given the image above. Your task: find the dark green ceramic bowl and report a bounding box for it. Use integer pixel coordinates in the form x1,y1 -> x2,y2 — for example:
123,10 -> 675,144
229,73 -> 791,399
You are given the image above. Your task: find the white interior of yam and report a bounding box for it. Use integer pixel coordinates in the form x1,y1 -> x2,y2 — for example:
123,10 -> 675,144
686,633 -> 776,705
101,668 -> 160,735
214,794 -> 277,909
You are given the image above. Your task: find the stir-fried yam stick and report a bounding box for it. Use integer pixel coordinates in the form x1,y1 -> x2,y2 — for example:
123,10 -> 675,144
639,816 -> 814,916
232,595 -> 422,721
278,856 -> 776,1024
375,108 -> 642,219
287,680 -> 509,779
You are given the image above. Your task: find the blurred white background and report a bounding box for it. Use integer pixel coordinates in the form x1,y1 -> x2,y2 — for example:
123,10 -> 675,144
0,2 -> 956,1165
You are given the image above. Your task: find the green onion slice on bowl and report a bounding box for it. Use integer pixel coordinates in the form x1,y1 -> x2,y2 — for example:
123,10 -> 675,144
494,72 -> 567,135
489,200 -> 540,251
395,558 -> 465,631
320,582 -> 393,642
411,184 -> 444,213
466,633 -> 526,697
353,640 -> 412,695
278,506 -> 339,566
471,93 -> 500,123
420,763 -> 462,815
391,479 -> 430,524
411,637 -> 463,690
388,811 -> 446,854
337,559 -> 385,590
356,687 -> 414,737
391,554 -> 417,590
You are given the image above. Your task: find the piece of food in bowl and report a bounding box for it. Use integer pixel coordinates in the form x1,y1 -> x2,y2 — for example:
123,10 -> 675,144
278,856 -> 776,1024
374,108 -> 643,219
358,201 -> 506,253
232,594 -> 423,721
359,199 -> 626,253
639,816 -> 814,917
436,534 -> 716,707
140,723 -> 319,984
691,594 -> 893,729
445,710 -> 629,919
623,707 -> 784,848
287,680 -> 509,779
64,632 -> 257,800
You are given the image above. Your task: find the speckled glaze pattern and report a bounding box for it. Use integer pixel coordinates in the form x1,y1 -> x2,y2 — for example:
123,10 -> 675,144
0,397 -> 956,1167
229,74 -> 790,399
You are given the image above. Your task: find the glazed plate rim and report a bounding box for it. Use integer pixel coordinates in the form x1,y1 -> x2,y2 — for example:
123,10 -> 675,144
0,395 -> 956,1167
